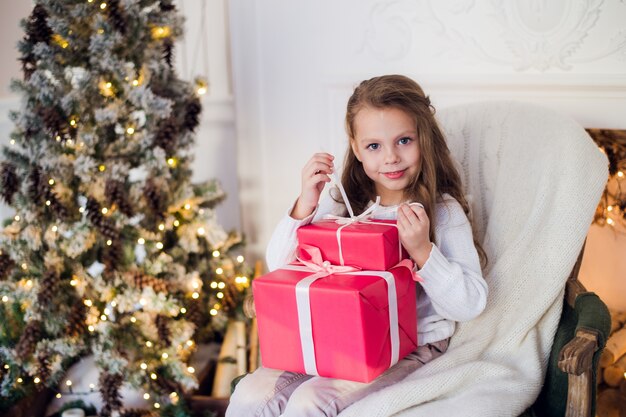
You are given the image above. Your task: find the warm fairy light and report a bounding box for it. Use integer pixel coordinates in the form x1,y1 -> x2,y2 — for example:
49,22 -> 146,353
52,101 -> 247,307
56,135 -> 61,141
195,78 -> 208,95
25,279 -> 32,287
154,403 -> 161,409
187,367 -> 195,374
199,209 -> 205,215
150,373 -> 157,380
607,218 -> 615,226
79,207 -> 86,213
69,119 -> 77,127
106,240 -> 112,246
146,341 -> 153,348
3,364 -> 9,369
21,263 -> 28,270
215,267 -> 223,275
100,315 -> 107,321
98,165 -> 106,172
608,205 -> 614,212
162,352 -> 169,359
173,220 -> 180,227
210,309 -> 218,316
192,292 -> 199,299
158,223 -> 165,231
132,79 -> 139,86
184,203 -> 191,210
217,292 -> 224,299
210,282 -> 217,289
140,363 -> 147,370
84,299 -> 93,307
217,282 -> 225,289
104,308 -> 111,315
46,200 -> 51,206
140,298 -> 147,306
10,139 -> 15,145
100,2 -> 107,10
34,377 -> 41,384
180,307 -> 187,314
212,250 -> 220,257
89,383 -> 95,390
88,325 -> 95,332
56,393 -> 62,399
156,242 -> 164,250
111,301 -> 117,307
52,34 -> 69,49
167,158 -> 177,167
618,171 -> 624,178
52,225 -> 58,232
144,393 -> 150,400
14,215 -> 20,221
138,238 -> 145,245
101,208 -> 109,215
1,296 -> 8,302
186,340 -> 194,347
49,179 -> 55,185
66,380 -> 72,387
130,316 -> 137,323
197,227 -> 206,236
70,279 -> 78,286
17,378 -> 23,383
237,255 -> 245,263
66,139 -> 74,146
126,127 -> 135,135
151,26 -> 171,39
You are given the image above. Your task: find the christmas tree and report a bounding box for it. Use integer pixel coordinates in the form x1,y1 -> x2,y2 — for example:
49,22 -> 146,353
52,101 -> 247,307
0,1 -> 250,415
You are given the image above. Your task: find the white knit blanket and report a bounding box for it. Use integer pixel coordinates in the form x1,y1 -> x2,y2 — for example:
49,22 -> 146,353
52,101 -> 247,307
339,101 -> 608,417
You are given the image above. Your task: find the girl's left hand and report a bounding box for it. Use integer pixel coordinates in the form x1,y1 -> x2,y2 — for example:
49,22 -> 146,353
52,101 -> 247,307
397,203 -> 432,268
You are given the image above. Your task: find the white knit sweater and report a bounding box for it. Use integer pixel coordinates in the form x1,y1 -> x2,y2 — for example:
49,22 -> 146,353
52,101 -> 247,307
265,193 -> 488,346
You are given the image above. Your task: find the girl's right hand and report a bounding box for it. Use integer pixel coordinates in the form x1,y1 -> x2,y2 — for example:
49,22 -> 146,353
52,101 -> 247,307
291,153 -> 334,219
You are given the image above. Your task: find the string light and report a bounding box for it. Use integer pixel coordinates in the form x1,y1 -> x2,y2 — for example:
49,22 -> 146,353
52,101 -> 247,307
212,250 -> 220,257
237,255 -> 245,263
151,26 -> 171,39
215,267 -> 223,274
161,353 -> 169,359
158,224 -> 165,231
138,238 -> 145,244
167,158 -> 177,167
156,242 -> 164,250
126,127 -> 135,135
197,227 -> 205,236
1,296 -> 8,302
210,309 -> 217,316
184,203 -> 191,210
34,377 -> 41,384
180,307 -> 187,314
174,220 -> 180,227
150,373 -> 157,380
98,165 -> 106,172
101,207 -> 108,214
100,2 -> 107,10
99,80 -> 114,97
217,282 -> 225,289
154,403 -> 161,409
195,77 -> 208,95
56,393 -> 62,399
84,299 -> 93,307
192,292 -> 199,299
187,367 -> 195,374
146,341 -> 153,348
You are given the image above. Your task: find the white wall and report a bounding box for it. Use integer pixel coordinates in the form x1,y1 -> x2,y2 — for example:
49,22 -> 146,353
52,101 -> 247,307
228,0 -> 626,310
0,0 -> 241,232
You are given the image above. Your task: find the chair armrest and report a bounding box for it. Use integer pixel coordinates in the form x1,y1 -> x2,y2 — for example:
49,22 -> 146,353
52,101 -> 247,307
558,328 -> 600,417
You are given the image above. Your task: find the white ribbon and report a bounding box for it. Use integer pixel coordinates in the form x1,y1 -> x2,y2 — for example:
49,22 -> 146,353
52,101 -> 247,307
323,173 -> 402,265
282,255 -> 401,376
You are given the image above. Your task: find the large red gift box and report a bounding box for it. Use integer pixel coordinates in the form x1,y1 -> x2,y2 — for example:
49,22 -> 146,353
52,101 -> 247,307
252,261 -> 417,382
296,219 -> 407,271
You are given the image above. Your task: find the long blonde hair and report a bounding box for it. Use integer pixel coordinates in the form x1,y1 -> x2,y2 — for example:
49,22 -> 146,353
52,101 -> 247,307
341,75 -> 486,266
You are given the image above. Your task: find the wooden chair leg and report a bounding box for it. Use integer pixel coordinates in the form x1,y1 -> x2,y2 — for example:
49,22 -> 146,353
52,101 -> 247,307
564,370 -> 593,417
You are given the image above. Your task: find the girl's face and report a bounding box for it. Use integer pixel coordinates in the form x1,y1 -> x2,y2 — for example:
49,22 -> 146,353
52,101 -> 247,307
351,106 -> 421,206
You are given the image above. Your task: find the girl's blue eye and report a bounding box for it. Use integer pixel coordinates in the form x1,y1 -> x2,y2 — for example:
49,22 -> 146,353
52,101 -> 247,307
367,143 -> 380,150
398,137 -> 412,145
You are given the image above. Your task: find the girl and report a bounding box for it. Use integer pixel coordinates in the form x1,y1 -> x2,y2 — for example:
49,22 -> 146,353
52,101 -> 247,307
227,75 -> 488,417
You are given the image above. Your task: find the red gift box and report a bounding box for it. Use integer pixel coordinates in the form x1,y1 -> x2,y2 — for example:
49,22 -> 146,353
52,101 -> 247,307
252,252 -> 417,383
296,219 -> 407,271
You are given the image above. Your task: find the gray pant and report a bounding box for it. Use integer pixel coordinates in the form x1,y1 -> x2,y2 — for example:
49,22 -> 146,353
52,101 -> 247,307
226,339 -> 449,417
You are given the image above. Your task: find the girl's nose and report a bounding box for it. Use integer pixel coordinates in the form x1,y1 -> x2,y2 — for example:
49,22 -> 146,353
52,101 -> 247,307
385,148 -> 400,164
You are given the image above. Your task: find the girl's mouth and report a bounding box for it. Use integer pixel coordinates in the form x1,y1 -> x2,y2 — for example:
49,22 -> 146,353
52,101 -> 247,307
382,169 -> 406,179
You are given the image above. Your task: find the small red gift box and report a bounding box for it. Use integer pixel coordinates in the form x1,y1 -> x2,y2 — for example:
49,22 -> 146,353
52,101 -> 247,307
296,219 -> 407,271
253,254 -> 417,382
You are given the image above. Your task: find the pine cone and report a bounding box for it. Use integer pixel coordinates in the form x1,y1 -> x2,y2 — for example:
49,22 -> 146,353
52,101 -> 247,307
183,97 -> 201,133
153,117 -> 178,155
26,5 -> 52,45
36,350 -> 51,388
28,166 -> 45,206
37,270 -> 59,309
86,198 -> 118,240
159,0 -> 176,12
39,106 -> 67,137
107,0 -> 127,34
0,253 -> 16,281
155,315 -> 171,345
220,281 -> 239,314
66,301 -> 87,337
128,270 -> 169,293
105,179 -> 133,217
162,38 -> 174,69
99,372 -> 123,417
15,320 -> 42,359
153,373 -> 181,395
44,187 -> 71,220
185,298 -> 206,328
143,179 -> 167,219
102,239 -> 123,271
0,162 -> 19,205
